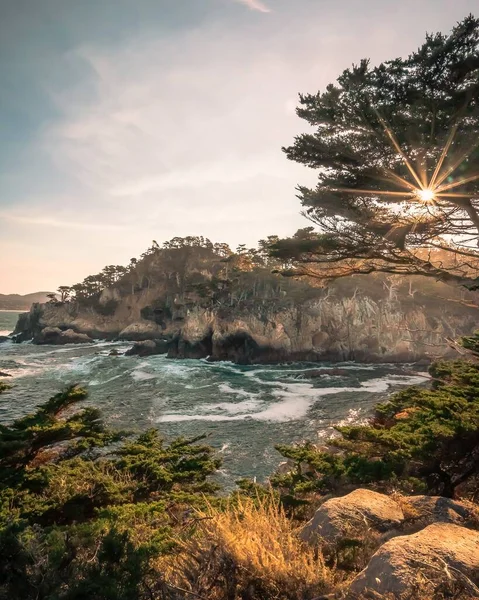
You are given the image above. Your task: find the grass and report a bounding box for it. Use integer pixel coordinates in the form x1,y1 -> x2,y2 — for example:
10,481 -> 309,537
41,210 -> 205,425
158,492 -> 333,600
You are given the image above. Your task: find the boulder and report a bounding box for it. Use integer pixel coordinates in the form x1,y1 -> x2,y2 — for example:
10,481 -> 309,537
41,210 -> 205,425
346,523 -> 479,599
402,495 -> 479,528
0,371 -> 12,377
168,333 -> 213,360
35,327 -> 93,345
118,322 -> 163,341
125,339 -> 169,357
300,489 -> 404,544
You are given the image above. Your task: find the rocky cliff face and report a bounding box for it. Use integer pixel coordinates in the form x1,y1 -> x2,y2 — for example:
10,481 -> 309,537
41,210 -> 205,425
14,287 -> 478,363
13,240 -> 479,362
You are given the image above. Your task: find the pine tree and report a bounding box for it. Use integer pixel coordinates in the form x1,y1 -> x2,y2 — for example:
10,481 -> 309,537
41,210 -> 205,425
275,16 -> 479,289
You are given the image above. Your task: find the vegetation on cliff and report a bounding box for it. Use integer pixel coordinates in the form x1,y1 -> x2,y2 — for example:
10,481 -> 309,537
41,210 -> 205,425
19,232 -> 478,364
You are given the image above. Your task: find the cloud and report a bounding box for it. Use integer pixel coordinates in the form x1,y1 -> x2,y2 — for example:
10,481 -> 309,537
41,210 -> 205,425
35,23 -> 325,252
0,211 -> 127,231
234,0 -> 271,13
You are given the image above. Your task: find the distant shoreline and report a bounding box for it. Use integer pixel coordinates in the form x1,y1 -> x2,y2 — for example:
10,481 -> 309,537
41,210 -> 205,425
0,309 -> 27,313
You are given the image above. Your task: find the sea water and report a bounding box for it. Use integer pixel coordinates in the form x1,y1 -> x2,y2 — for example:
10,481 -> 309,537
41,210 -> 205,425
0,332 -> 429,484
0,310 -> 22,336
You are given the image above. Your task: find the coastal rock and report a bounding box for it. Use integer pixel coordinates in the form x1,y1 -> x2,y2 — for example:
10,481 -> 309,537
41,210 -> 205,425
0,371 -> 12,377
346,523 -> 479,599
34,327 -> 93,345
402,495 -> 479,528
10,264 -> 479,363
0,336 -> 11,344
300,489 -> 404,544
118,322 -> 164,341
125,339 -> 169,357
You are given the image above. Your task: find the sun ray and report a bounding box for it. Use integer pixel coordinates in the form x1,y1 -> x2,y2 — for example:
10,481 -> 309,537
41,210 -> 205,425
433,138 -> 479,189
436,173 -> 479,193
428,121 -> 460,190
415,149 -> 429,189
436,192 -> 477,199
379,168 -> 418,191
374,110 -> 425,189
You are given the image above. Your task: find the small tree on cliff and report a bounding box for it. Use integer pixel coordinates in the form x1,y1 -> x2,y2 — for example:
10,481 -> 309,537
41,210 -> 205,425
274,16 -> 479,289
57,286 -> 71,303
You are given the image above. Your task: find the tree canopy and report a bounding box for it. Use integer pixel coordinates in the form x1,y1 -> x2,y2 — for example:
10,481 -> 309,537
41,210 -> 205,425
274,15 -> 479,289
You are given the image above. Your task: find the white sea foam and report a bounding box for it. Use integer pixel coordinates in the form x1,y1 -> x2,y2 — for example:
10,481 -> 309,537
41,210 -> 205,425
151,361 -> 200,378
218,383 -> 260,398
156,372 -> 429,424
201,399 -> 264,414
131,370 -> 157,382
89,373 -> 125,386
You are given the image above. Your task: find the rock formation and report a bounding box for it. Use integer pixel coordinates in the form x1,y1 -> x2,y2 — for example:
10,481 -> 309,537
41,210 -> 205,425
300,489 -> 405,544
346,523 -> 479,599
11,240 -> 479,362
34,327 -> 93,345
300,488 -> 479,599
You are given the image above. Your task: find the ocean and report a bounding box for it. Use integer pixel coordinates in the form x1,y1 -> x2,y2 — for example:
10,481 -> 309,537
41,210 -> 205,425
0,310 -> 429,484
0,310 -> 23,336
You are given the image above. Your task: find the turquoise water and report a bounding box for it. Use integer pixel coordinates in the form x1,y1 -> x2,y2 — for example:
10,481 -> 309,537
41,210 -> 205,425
0,333 -> 429,484
0,310 -> 23,336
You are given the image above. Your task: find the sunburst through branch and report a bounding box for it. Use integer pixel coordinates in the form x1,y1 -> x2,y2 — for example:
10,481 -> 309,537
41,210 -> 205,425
334,112 -> 479,208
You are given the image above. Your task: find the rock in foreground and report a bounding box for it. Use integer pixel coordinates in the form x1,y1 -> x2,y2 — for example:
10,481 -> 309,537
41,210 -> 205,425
300,489 -> 404,544
402,495 -> 479,528
346,523 -> 479,599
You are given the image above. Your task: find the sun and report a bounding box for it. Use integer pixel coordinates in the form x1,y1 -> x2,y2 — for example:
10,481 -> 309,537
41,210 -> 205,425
416,188 -> 436,203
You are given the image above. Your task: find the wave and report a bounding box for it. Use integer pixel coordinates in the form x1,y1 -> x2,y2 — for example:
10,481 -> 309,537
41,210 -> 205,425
131,367 -> 158,382
217,382 -> 260,398
156,372 -> 429,424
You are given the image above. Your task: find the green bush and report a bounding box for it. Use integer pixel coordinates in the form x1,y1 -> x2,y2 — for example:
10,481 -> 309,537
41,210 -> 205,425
0,386 -> 221,600
271,360 -> 479,505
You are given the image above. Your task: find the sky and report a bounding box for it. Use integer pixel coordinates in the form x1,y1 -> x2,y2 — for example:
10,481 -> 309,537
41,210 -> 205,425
0,0 -> 477,294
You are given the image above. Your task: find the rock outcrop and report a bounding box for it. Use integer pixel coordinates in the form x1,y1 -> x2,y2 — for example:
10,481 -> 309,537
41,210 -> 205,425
125,339 -> 169,357
300,489 -> 405,544
401,495 -> 479,528
346,523 -> 479,599
118,322 -> 164,341
34,327 -> 93,345
11,246 -> 479,361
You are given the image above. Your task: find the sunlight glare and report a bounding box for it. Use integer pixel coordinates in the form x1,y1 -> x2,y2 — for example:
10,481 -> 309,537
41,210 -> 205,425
416,188 -> 435,203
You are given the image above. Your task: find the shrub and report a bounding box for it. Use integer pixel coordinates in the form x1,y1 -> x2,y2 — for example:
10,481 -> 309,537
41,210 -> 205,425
159,492 -> 331,600
271,360 -> 479,504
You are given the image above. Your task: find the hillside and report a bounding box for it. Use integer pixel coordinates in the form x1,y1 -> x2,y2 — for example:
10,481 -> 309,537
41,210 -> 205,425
12,236 -> 479,363
0,292 -> 53,311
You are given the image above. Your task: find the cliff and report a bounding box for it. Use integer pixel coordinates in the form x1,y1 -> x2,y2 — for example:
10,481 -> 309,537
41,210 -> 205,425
13,239 -> 479,363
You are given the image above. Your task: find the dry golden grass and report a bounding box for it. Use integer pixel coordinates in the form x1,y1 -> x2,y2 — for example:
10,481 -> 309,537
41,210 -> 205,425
157,492 -> 333,600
